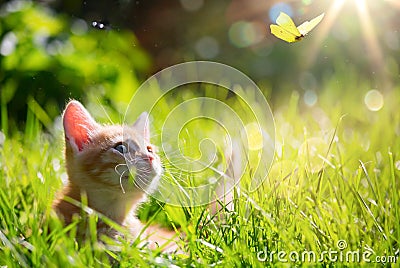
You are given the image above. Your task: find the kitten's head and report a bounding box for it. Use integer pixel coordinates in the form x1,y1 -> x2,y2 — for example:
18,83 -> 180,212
63,100 -> 162,197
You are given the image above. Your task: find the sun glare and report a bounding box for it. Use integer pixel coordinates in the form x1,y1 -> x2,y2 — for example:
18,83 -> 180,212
385,0 -> 400,8
303,0 -> 345,67
304,0 -> 389,88
352,0 -> 387,88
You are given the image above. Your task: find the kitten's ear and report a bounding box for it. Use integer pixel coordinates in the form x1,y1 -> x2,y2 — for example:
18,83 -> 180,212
63,100 -> 98,152
133,112 -> 150,142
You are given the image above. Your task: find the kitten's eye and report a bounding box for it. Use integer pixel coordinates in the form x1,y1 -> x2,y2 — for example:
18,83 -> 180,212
147,145 -> 153,153
114,143 -> 127,154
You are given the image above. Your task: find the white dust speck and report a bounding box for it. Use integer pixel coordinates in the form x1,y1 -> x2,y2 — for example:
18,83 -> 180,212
208,176 -> 217,184
0,131 -> 5,145
52,159 -> 61,172
61,172 -> 68,185
395,160 -> 400,171
37,171 -> 44,183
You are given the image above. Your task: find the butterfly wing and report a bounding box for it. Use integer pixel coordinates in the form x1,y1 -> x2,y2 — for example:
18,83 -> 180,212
270,24 -> 299,43
276,12 -> 301,37
297,13 -> 325,36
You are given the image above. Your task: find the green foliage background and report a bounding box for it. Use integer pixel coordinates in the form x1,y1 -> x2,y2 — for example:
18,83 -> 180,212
0,1 -> 151,133
0,0 -> 399,267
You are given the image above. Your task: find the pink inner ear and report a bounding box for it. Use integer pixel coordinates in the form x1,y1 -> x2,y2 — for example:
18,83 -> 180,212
63,101 -> 97,151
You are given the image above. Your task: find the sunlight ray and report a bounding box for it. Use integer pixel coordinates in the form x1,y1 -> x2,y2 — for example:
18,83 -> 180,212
303,0 -> 346,68
385,0 -> 400,9
355,0 -> 388,88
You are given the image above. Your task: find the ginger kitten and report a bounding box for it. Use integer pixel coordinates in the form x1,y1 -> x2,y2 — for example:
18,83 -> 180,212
52,100 -> 177,250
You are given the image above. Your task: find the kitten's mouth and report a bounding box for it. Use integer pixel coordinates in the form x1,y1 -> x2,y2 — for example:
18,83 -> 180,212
115,160 -> 159,193
114,165 -> 136,194
121,174 -> 130,180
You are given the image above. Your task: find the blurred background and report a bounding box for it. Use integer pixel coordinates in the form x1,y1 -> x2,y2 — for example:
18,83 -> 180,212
0,0 -> 399,133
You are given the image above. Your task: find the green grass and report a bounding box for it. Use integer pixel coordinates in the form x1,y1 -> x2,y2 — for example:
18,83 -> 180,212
0,82 -> 399,267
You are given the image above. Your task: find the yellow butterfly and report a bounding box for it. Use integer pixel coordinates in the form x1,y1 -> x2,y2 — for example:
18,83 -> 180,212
270,12 -> 325,43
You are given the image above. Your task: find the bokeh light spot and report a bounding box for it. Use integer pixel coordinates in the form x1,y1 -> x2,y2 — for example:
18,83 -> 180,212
269,2 -> 293,22
195,36 -> 219,59
304,90 -> 318,107
228,21 -> 263,48
0,32 -> 18,56
180,0 -> 204,12
364,89 -> 384,111
71,19 -> 88,36
244,122 -> 264,150
4,0 -> 27,13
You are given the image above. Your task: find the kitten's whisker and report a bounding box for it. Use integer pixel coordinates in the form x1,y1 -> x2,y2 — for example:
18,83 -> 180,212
134,174 -> 149,190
